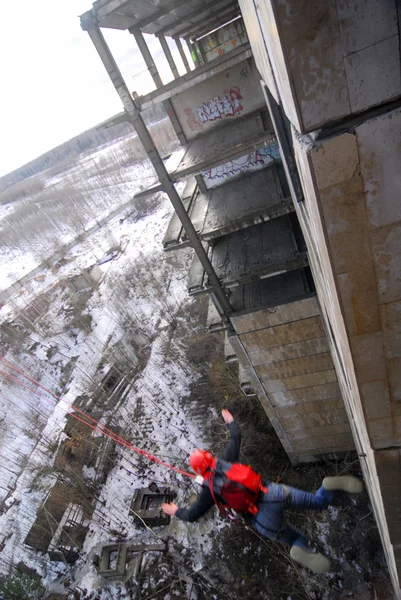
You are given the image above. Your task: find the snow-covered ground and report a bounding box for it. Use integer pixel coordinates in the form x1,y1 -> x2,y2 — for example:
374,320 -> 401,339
0,136 -> 218,598
0,137 -> 393,600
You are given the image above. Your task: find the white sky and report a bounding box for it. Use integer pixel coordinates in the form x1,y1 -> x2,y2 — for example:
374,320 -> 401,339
0,0 -> 188,178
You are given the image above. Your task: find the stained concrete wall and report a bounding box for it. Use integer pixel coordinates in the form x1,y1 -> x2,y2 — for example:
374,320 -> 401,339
237,2 -> 401,593
230,296 -> 354,462
239,0 -> 401,133
200,20 -> 248,63
289,108 -> 401,593
171,57 -> 265,140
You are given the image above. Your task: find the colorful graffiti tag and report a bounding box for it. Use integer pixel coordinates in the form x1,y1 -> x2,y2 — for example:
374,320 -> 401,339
197,86 -> 244,124
201,143 -> 281,189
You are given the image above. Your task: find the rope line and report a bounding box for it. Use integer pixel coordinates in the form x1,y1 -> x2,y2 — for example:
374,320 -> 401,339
0,355 -> 196,480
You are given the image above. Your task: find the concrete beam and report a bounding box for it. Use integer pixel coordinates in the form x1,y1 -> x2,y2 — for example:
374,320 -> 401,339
80,11 -> 233,317
158,35 -> 180,79
137,44 -> 252,110
174,37 -> 190,73
136,0 -> 188,31
130,27 -> 163,88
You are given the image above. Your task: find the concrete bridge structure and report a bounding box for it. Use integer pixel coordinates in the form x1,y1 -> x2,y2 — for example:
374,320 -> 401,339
80,1 -> 401,596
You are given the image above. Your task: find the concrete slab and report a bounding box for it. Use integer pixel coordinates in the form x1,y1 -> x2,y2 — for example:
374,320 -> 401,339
271,382 -> 342,408
350,331 -> 387,384
371,222 -> 401,305
229,269 -> 313,315
210,216 -> 308,287
381,301 -> 401,403
277,398 -> 345,417
130,487 -> 174,526
206,297 -> 230,332
360,380 -> 392,420
319,176 -> 370,276
199,165 -> 293,241
357,107 -> 401,229
247,336 -> 329,366
311,133 -> 359,190
367,417 -> 395,449
344,35 -> 400,113
187,244 -> 209,294
287,421 -> 352,440
171,56 -> 266,141
290,432 -> 354,454
165,110 -> 276,181
224,333 -> 238,363
163,177 -> 198,250
336,264 -> 381,335
259,369 -> 337,393
185,190 -> 210,236
240,316 -> 325,352
280,407 -> 349,430
337,0 -> 398,55
138,45 -> 253,110
231,295 -> 320,333
255,352 -> 333,381
182,177 -> 198,200
162,197 -> 192,249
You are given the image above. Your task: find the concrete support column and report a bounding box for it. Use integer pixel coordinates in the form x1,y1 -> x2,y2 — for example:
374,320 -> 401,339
185,38 -> 200,69
162,99 -> 186,145
174,36 -> 190,73
193,41 -> 206,67
195,174 -> 208,194
157,35 -> 179,79
80,12 -> 232,318
130,27 -> 162,88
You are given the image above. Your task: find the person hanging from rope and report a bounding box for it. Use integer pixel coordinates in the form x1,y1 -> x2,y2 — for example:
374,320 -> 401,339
161,409 -> 363,574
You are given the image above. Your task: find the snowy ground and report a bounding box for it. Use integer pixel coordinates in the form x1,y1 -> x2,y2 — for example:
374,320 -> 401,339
0,136 -> 394,600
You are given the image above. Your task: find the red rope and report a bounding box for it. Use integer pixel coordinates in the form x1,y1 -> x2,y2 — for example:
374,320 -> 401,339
0,368 -> 42,397
0,356 -> 196,480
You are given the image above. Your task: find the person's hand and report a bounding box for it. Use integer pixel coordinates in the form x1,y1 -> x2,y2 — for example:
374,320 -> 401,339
222,409 -> 234,424
161,502 -> 178,516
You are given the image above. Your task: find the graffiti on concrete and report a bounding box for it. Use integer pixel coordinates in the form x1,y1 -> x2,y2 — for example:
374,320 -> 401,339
240,64 -> 255,80
184,106 -> 203,132
201,142 -> 281,189
197,86 -> 244,124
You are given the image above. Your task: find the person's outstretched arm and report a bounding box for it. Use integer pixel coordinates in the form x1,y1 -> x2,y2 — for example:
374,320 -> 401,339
220,409 -> 241,463
163,486 -> 215,522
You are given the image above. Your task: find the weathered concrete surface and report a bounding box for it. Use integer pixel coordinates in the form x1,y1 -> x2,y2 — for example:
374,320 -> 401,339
210,216 -> 307,287
229,268 -> 314,314
290,106 -> 401,597
200,164 -> 293,240
231,297 -> 353,461
139,45 -> 253,110
164,110 -> 276,181
171,57 -> 265,140
239,0 -> 400,132
163,177 -> 197,249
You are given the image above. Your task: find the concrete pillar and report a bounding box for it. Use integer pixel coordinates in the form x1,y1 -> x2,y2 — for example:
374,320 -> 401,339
174,36 -> 190,73
193,41 -> 206,67
162,99 -> 186,145
130,27 -> 162,88
80,11 -> 232,318
157,35 -> 179,79
185,38 -> 200,69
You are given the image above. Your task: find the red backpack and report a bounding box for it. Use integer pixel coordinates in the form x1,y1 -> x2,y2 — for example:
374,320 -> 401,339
207,459 -> 267,516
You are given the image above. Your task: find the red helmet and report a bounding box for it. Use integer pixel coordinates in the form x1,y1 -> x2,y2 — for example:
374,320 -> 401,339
189,449 -> 214,476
